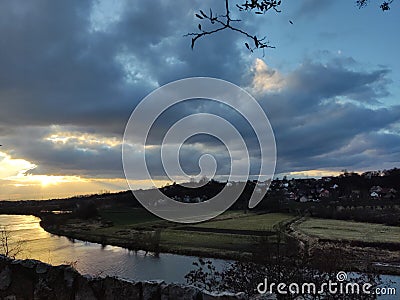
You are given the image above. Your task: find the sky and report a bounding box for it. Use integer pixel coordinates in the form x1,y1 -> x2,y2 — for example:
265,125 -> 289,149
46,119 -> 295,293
0,0 -> 399,200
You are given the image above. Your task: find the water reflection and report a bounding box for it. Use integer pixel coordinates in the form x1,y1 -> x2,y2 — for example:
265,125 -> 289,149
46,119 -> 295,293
0,214 -> 228,283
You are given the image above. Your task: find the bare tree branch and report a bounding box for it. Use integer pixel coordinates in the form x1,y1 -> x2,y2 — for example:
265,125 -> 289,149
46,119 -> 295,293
186,0 -> 281,52
1,226 -> 26,259
187,0 -> 395,52
357,0 -> 394,10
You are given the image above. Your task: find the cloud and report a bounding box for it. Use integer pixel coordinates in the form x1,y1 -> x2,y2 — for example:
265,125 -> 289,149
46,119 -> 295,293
285,60 -> 391,104
1,126 -> 123,178
253,58 -> 399,173
293,0 -> 334,19
0,0 -> 250,133
0,0 -> 398,196
0,152 -> 36,178
250,59 -> 285,94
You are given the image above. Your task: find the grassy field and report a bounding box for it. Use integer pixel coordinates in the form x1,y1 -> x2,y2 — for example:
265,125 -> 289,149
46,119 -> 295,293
48,207 -> 400,260
297,218 -> 400,244
193,213 -> 294,231
99,208 -> 161,226
99,208 -> 251,225
52,209 -> 294,258
161,230 -> 257,253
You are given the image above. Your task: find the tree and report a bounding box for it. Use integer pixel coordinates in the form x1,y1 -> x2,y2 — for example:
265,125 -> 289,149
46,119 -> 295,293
0,226 -> 25,259
356,0 -> 394,10
185,235 -> 384,299
74,201 -> 99,219
188,0 -> 394,52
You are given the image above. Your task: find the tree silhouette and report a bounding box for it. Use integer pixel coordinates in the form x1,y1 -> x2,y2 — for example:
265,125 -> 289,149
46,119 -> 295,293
188,0 -> 394,52
0,226 -> 25,259
356,0 -> 394,10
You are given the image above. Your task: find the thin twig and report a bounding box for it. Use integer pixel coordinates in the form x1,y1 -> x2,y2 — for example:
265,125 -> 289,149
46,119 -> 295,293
186,0 -> 281,51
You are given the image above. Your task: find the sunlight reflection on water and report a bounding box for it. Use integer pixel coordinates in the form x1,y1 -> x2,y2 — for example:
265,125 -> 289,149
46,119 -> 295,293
0,214 -> 228,282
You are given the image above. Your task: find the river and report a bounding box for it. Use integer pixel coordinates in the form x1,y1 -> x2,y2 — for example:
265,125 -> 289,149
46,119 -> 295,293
0,214 -> 399,299
0,214 -> 229,283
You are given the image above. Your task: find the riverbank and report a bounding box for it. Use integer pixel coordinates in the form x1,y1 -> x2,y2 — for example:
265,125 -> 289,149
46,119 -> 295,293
39,210 -> 269,261
38,209 -> 400,276
41,222 -> 249,261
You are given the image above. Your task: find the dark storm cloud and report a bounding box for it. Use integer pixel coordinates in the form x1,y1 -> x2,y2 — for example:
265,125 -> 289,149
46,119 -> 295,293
256,58 -> 400,173
290,131 -> 400,172
0,0 -> 398,179
0,0 -> 138,133
287,60 -> 391,104
0,0 -> 248,132
294,0 -> 334,19
0,0 -> 253,177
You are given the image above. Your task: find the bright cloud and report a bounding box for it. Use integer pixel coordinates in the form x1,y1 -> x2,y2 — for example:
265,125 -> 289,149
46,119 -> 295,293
0,151 -> 84,187
250,59 -> 285,94
45,129 -> 122,149
288,169 -> 343,178
0,152 -> 37,178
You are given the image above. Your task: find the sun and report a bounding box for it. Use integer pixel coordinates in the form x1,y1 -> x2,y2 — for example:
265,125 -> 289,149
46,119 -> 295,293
34,175 -> 84,187
39,176 -> 58,187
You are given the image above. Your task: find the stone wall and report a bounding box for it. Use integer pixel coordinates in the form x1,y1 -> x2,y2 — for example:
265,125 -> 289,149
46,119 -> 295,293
0,255 -> 265,300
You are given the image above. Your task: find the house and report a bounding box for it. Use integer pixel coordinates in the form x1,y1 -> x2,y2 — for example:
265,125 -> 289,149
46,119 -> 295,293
154,198 -> 167,207
256,181 -> 267,187
299,195 -> 309,203
351,190 -> 360,199
287,192 -> 296,201
319,189 -> 330,198
370,191 -> 379,199
370,186 -> 383,194
381,188 -> 397,199
322,176 -> 333,182
192,197 -> 202,203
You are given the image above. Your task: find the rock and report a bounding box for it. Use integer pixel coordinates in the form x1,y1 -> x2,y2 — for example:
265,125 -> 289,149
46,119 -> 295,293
73,273 -> 97,300
63,266 -> 77,288
202,291 -> 247,300
43,265 -> 77,299
34,278 -> 53,300
249,293 -> 277,300
92,276 -> 142,300
142,280 -> 164,300
19,259 -> 37,269
161,283 -> 201,300
0,265 -> 12,290
36,262 -> 49,274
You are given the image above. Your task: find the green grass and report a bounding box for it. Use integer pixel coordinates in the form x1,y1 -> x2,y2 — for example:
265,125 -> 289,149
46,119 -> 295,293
81,209 -> 288,256
161,229 -> 256,252
99,208 -> 250,227
298,218 -> 400,243
99,208 -> 161,226
192,213 -> 295,231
